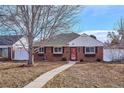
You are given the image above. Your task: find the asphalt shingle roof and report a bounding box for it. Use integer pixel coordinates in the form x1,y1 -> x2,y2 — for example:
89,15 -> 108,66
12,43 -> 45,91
0,35 -> 23,46
34,32 -> 80,46
45,32 -> 80,46
69,33 -> 104,47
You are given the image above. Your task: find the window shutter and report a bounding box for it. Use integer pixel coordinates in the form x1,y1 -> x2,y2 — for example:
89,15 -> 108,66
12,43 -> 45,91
63,47 -> 64,53
44,47 -> 46,53
83,47 -> 85,53
95,47 -> 97,53
51,47 -> 53,53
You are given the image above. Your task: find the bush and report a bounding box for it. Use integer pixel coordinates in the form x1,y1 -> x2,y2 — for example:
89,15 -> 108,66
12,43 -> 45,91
0,58 -> 9,61
80,59 -> 83,62
96,58 -> 101,62
61,57 -> 67,61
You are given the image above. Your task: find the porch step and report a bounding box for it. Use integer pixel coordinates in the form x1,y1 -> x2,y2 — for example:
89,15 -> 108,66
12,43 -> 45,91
68,61 -> 79,63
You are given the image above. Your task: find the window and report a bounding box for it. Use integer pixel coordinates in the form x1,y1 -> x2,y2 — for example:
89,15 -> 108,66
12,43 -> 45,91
0,48 -> 8,58
53,47 -> 63,54
85,47 -> 95,54
39,47 -> 44,53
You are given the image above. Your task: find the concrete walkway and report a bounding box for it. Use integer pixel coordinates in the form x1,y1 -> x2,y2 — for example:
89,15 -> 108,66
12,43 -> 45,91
24,61 -> 76,88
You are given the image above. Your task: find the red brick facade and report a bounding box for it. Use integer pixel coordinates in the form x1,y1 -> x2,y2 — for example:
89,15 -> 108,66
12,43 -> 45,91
76,47 -> 103,62
0,46 -> 103,62
34,46 -> 103,62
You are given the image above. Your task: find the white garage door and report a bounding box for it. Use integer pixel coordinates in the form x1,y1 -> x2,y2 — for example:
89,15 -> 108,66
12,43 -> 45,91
103,49 -> 124,62
14,48 -> 29,60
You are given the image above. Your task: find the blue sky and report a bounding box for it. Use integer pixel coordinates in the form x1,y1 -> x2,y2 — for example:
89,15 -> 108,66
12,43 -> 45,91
74,5 -> 124,42
75,5 -> 124,32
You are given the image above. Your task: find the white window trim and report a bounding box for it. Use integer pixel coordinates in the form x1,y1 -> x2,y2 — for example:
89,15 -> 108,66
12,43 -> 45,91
53,47 -> 63,54
85,47 -> 95,54
38,47 -> 44,54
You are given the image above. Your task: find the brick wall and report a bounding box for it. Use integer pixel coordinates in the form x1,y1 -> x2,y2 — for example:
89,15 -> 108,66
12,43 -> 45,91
34,46 -> 103,62
63,47 -> 70,61
44,47 -> 70,61
77,46 -> 103,62
77,47 -> 84,61
34,47 -> 70,61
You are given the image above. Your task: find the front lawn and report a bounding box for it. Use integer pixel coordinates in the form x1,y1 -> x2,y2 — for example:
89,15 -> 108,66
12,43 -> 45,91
0,61 -> 65,88
43,62 -> 124,88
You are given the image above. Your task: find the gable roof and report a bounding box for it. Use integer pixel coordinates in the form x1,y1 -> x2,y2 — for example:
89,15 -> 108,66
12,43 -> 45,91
34,32 -> 80,46
45,32 -> 80,46
0,35 -> 23,46
69,33 -> 104,46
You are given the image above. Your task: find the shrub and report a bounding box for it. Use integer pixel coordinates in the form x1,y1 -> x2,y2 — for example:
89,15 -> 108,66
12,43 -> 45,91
0,58 -> 9,61
96,58 -> 101,62
80,59 -> 83,62
61,57 -> 67,61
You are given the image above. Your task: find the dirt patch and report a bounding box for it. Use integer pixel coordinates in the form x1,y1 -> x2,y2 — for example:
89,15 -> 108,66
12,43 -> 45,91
44,62 -> 124,88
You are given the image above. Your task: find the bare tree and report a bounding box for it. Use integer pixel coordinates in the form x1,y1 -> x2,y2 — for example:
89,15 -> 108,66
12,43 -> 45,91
0,5 -> 82,66
106,17 -> 124,62
107,31 -> 120,45
116,17 -> 124,36
107,17 -> 124,45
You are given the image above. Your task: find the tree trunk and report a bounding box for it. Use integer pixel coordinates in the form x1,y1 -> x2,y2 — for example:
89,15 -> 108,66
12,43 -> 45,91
27,32 -> 34,66
28,45 -> 34,66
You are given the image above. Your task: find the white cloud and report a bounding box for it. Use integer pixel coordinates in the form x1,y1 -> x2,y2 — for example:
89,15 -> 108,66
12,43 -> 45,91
79,30 -> 115,42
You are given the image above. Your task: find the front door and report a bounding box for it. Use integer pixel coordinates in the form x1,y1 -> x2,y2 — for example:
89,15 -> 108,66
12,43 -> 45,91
70,48 -> 77,61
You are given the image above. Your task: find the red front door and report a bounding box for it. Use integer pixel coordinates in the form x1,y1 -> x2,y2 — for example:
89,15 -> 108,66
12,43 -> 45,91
70,48 -> 77,61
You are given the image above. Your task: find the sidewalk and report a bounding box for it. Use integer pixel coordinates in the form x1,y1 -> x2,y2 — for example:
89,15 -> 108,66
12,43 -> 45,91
24,61 -> 76,88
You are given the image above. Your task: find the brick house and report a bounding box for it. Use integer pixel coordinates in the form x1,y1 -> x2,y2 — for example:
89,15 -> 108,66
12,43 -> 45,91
34,32 -> 104,62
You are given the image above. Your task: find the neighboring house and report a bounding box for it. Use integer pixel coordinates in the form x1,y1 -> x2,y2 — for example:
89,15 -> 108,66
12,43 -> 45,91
34,32 -> 104,62
0,35 -> 28,61
103,36 -> 124,62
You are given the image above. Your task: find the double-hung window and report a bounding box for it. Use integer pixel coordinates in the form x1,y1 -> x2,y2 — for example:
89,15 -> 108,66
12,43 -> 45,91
39,47 -> 44,54
53,47 -> 63,54
0,48 -> 8,58
85,47 -> 95,54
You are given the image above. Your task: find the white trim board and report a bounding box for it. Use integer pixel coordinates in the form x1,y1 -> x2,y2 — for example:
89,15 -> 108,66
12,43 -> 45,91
0,46 -> 12,48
